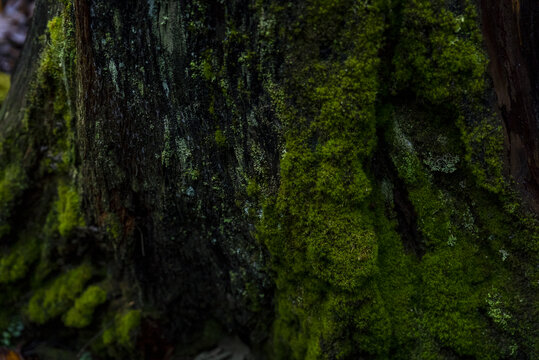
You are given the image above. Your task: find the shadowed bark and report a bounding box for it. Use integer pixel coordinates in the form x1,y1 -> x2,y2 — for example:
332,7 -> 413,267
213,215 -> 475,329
480,0 -> 539,212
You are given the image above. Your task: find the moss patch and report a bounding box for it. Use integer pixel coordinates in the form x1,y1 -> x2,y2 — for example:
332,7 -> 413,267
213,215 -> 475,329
0,72 -> 10,104
55,184 -> 85,237
27,263 -> 94,324
102,310 -> 142,349
0,236 -> 40,284
0,164 -> 26,238
257,0 -> 391,358
64,285 -> 107,328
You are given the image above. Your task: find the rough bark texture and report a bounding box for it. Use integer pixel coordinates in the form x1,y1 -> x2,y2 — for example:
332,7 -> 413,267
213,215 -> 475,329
480,0 -> 539,212
0,0 -> 537,360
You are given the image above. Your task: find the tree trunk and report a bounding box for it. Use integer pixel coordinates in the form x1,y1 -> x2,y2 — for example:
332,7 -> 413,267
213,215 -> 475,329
480,0 -> 539,212
0,0 -> 537,359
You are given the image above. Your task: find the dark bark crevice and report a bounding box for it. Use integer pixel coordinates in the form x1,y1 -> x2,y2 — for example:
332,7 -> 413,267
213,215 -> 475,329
372,132 -> 426,258
479,0 -> 539,212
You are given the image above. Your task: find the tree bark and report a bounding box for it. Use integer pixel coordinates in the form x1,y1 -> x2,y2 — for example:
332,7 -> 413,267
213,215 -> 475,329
480,0 -> 539,212
0,0 -> 537,359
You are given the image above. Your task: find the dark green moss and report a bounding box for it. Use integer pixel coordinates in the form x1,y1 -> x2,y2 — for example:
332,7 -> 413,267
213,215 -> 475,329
257,1 -> 392,358
101,310 -> 142,353
0,164 -> 26,238
255,0 -> 538,358
214,128 -> 227,148
393,0 -> 487,105
0,235 -> 40,284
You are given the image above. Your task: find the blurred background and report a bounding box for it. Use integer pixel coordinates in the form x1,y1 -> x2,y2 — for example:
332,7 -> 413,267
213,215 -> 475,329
0,0 -> 34,104
0,1 -> 33,359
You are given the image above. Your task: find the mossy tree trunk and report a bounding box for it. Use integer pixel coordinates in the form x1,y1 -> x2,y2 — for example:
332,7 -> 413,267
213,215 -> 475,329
0,0 -> 537,359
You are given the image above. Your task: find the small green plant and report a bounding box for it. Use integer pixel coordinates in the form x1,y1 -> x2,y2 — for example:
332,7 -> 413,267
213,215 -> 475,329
486,291 -> 511,330
1,319 -> 23,347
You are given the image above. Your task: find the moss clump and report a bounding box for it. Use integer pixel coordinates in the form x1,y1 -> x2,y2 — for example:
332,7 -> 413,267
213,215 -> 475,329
0,72 -> 10,104
29,14 -> 76,173
104,213 -> 122,241
27,263 -> 94,324
55,184 -> 85,238
38,16 -> 72,125
214,128 -> 226,148
257,0 -> 391,357
393,0 -> 487,105
458,115 -> 505,194
102,310 -> 141,349
255,0 -> 539,357
384,0 -> 539,353
0,236 -> 40,284
63,285 -> 107,328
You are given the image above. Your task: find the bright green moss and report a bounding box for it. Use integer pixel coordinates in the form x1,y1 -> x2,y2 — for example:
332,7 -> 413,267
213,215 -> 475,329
55,184 -> 85,237
0,72 -> 10,104
115,310 -> 141,347
31,14 -> 75,170
41,17 -> 67,85
0,236 -> 40,284
102,310 -> 141,349
27,263 -> 93,324
63,285 -> 107,328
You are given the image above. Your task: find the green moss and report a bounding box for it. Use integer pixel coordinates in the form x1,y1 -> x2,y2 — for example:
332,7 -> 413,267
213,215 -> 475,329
27,263 -> 94,324
63,285 -> 107,328
393,0 -> 487,105
0,72 -> 10,104
386,0 -> 538,354
214,128 -> 226,148
104,213 -> 122,241
0,164 -> 26,238
257,1 -> 391,358
419,246 -> 498,358
30,14 -> 75,171
254,0 -> 539,357
458,115 -> 506,194
102,310 -> 141,349
0,236 -> 40,284
55,184 -> 85,237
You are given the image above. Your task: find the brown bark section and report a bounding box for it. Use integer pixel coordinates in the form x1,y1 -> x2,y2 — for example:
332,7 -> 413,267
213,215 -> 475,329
480,0 -> 539,211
